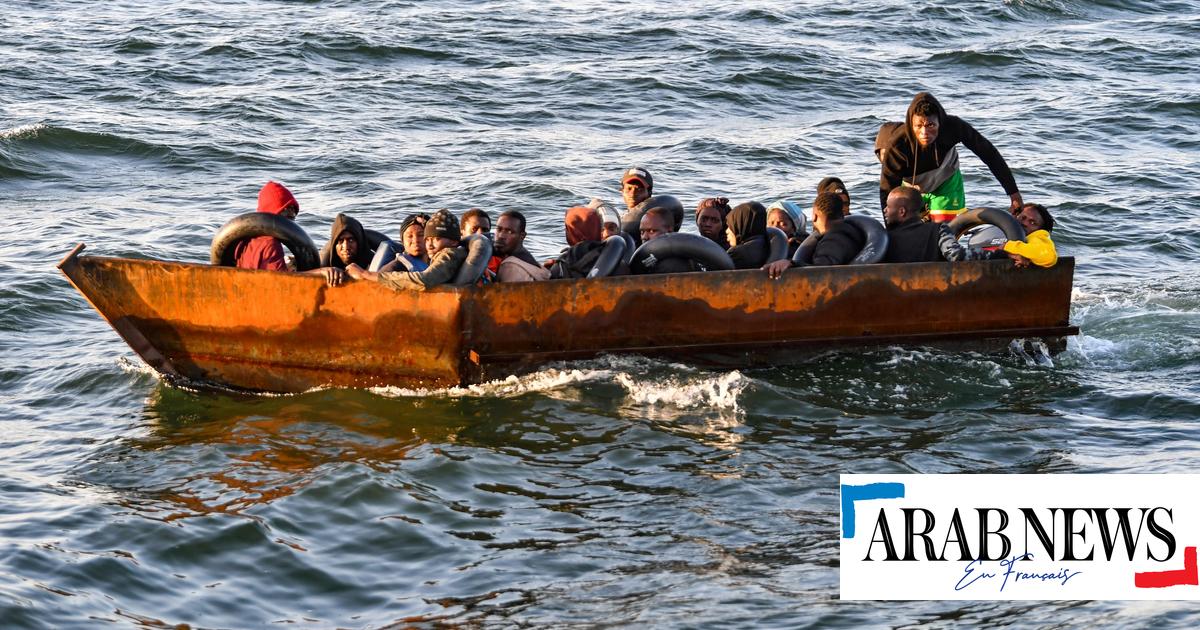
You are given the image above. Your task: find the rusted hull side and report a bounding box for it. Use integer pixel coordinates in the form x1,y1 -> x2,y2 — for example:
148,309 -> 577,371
60,247 -> 465,393
60,244 -> 1075,393
463,258 -> 1076,379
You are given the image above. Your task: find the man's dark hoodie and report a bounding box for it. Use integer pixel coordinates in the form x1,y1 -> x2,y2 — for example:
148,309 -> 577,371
875,92 -> 1019,209
323,213 -> 375,270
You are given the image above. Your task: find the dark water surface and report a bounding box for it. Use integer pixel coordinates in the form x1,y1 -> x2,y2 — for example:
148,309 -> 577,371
4,0 -> 1200,627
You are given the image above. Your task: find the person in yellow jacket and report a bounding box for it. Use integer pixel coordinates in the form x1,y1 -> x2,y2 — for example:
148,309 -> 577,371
1003,203 -> 1057,268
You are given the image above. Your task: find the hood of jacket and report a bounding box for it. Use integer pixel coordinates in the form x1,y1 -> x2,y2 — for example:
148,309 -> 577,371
727,202 -> 767,242
257,181 -> 298,215
328,212 -> 373,269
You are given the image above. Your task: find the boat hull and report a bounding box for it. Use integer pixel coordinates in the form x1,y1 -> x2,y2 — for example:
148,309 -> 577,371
59,244 -> 1077,393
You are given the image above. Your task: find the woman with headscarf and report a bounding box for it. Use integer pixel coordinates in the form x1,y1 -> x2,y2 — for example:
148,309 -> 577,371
725,202 -> 771,270
766,200 -> 809,258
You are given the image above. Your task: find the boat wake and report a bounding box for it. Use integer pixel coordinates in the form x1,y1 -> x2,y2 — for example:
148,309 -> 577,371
371,355 -> 747,412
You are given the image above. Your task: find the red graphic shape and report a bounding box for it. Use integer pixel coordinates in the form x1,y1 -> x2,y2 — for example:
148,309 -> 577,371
1135,546 -> 1198,588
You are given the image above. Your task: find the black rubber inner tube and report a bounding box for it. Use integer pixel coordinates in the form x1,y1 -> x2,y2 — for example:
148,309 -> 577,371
452,233 -> 494,286
790,215 -> 889,265
210,212 -> 320,271
947,208 -> 1026,243
845,215 -> 889,264
619,231 -> 637,265
766,227 -> 789,263
630,232 -> 735,274
619,194 -> 686,245
791,233 -> 818,265
587,235 -> 627,279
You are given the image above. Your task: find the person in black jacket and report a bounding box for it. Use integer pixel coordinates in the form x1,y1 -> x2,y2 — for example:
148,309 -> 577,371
876,92 -> 1022,223
882,187 -> 968,263
763,194 -> 863,278
725,202 -> 771,270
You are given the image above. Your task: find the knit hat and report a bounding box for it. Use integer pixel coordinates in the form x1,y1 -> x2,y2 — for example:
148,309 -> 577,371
424,209 -> 461,241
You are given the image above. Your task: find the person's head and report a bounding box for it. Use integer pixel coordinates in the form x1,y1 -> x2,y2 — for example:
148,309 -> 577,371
565,206 -> 602,246
725,201 -> 767,248
817,177 -> 851,214
884,187 -> 924,228
494,210 -> 527,257
257,181 -> 299,220
766,208 -> 796,236
621,166 -> 653,210
906,92 -> 946,149
696,197 -> 731,243
1017,203 -> 1054,235
460,208 -> 491,237
424,209 -> 461,256
334,229 -> 358,265
598,205 -> 622,240
811,193 -> 846,236
639,207 -> 673,243
400,213 -> 429,259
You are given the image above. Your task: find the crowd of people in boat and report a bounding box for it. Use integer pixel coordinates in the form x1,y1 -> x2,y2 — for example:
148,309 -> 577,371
229,92 -> 1058,289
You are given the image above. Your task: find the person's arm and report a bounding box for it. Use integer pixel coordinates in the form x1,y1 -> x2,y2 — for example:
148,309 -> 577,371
947,116 -> 1021,212
936,223 -> 969,262
1002,231 -> 1057,268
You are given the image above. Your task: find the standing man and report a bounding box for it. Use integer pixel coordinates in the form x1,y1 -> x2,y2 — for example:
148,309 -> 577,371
876,92 -> 1022,223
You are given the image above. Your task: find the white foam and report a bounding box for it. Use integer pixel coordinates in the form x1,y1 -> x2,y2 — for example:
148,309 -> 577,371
614,369 -> 747,412
0,123 -> 47,140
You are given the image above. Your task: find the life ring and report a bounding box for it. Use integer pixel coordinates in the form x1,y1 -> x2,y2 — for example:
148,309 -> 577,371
791,233 -> 818,265
619,231 -> 637,265
765,227 -> 789,263
452,234 -> 494,286
367,240 -> 402,272
789,215 -> 888,265
845,215 -> 888,264
630,232 -> 735,274
619,194 -> 687,244
587,235 -> 628,279
948,208 -> 1025,243
210,212 -> 320,271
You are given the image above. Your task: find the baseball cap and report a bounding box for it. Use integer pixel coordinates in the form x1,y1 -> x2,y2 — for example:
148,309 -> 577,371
621,167 -> 653,191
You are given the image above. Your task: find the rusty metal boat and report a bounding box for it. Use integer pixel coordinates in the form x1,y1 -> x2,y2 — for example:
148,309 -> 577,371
58,243 -> 1077,393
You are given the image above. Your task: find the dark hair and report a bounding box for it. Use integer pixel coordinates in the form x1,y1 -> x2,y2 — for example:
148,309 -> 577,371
816,177 -> 848,197
498,209 -> 527,234
460,208 -> 491,231
812,192 -> 845,221
1023,203 -> 1054,232
696,197 -> 732,218
889,187 -> 924,214
913,100 -> 938,119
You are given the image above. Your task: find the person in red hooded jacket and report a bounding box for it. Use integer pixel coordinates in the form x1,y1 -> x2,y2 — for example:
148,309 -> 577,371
234,181 -> 300,271
233,181 -> 347,286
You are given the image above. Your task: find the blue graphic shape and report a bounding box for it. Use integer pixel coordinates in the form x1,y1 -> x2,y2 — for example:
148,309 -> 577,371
841,482 -> 905,539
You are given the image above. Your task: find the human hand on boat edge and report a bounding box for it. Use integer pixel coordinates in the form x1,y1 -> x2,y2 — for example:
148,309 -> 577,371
763,259 -> 791,280
315,267 -> 349,287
